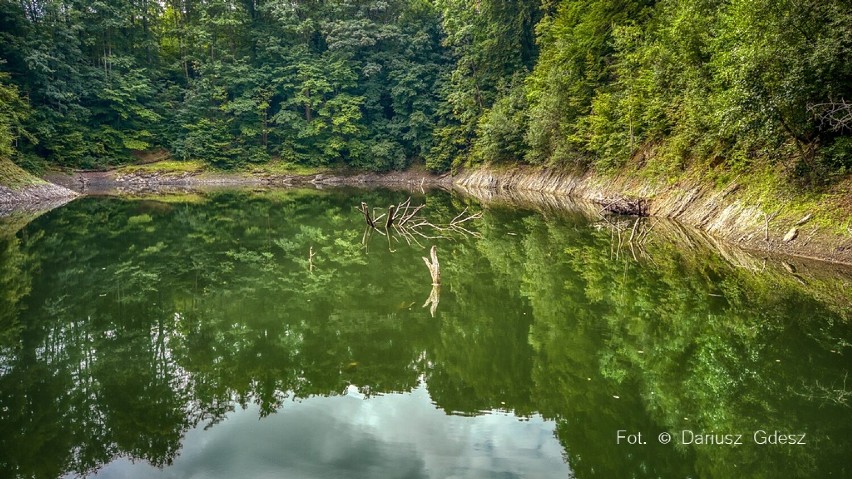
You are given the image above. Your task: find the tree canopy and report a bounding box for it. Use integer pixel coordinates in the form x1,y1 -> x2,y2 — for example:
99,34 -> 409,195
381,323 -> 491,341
0,0 -> 849,179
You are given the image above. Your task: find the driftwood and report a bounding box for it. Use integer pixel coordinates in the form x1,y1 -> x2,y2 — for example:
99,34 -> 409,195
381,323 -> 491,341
385,205 -> 396,228
596,197 -> 650,216
421,246 -> 440,316
360,202 -> 375,228
598,216 -> 656,263
359,198 -> 482,250
360,198 -> 473,317
794,213 -> 813,226
423,284 -> 440,317
422,245 -> 440,285
358,200 -> 480,316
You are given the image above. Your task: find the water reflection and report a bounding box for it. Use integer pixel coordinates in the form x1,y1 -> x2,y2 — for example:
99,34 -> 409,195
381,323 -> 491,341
0,188 -> 850,478
92,385 -> 569,479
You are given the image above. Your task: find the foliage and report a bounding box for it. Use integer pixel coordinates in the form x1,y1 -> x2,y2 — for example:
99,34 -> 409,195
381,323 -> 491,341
0,0 -> 445,171
0,0 -> 848,180
428,0 -> 541,171
521,0 -> 851,182
471,73 -> 530,164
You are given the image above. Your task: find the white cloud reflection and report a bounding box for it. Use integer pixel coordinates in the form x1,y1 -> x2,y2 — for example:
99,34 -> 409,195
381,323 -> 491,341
91,384 -> 571,479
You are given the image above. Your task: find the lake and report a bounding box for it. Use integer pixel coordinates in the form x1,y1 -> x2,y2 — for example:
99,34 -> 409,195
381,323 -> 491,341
0,187 -> 850,478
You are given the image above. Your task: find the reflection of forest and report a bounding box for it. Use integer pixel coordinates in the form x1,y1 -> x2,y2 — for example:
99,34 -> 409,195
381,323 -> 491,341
0,190 -> 850,478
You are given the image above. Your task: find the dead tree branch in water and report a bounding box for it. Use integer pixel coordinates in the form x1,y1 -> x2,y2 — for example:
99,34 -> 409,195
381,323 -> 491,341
596,216 -> 656,263
359,198 -> 478,316
596,197 -> 650,216
422,246 -> 441,316
423,284 -> 440,317
385,205 -> 396,228
358,198 -> 482,249
360,202 -> 375,228
422,245 -> 440,285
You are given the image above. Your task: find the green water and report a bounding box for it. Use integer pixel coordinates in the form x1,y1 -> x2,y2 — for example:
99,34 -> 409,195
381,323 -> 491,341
0,188 -> 850,479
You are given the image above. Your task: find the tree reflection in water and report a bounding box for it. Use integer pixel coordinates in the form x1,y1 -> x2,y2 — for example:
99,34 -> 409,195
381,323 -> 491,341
0,189 -> 849,478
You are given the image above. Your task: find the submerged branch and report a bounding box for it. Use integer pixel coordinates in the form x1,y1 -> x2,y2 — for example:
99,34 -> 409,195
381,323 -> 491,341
422,245 -> 440,285
358,198 -> 482,249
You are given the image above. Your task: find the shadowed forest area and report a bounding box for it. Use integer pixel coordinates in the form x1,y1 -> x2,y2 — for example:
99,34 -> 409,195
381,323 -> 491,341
0,0 -> 850,186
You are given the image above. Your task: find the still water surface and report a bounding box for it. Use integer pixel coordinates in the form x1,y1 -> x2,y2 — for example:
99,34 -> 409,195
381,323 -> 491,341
0,188 -> 850,478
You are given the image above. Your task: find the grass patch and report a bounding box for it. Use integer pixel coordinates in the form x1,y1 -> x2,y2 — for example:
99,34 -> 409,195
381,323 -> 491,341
731,165 -> 852,237
0,157 -> 46,190
629,157 -> 852,237
114,157 -> 326,177
237,159 -> 327,176
114,159 -> 207,176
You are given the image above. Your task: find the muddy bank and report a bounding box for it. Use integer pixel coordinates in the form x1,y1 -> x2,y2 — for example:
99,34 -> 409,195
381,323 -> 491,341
45,168 -> 452,194
455,166 -> 852,265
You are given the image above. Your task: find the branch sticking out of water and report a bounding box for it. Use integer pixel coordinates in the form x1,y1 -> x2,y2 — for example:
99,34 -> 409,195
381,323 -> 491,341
360,202 -> 375,228
385,204 -> 396,229
423,284 -> 440,317
422,245 -> 440,285
422,246 -> 441,317
597,216 -> 656,264
358,198 -> 482,250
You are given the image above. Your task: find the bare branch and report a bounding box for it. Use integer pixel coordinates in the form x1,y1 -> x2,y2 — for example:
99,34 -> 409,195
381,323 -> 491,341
359,200 -> 482,248
808,99 -> 852,132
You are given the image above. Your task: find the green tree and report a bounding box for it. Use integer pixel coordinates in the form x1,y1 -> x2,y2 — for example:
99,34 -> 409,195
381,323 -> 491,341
0,71 -> 33,160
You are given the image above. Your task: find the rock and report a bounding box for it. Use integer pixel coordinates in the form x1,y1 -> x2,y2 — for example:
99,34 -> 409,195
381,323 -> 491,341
794,213 -> 813,226
0,182 -> 77,208
783,227 -> 799,242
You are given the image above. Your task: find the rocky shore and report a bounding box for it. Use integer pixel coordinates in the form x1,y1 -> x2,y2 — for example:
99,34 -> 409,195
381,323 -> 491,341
1,162 -> 849,265
43,168 -> 453,193
0,182 -> 77,214
454,166 -> 852,265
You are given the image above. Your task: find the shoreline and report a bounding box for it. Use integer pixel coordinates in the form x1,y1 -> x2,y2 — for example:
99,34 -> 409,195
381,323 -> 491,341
0,182 -> 77,209
454,166 -> 852,266
1,163 -> 849,266
0,157 -> 78,209
42,167 -> 454,193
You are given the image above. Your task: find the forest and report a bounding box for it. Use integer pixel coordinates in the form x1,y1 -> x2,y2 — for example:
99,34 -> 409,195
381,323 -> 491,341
0,0 -> 850,183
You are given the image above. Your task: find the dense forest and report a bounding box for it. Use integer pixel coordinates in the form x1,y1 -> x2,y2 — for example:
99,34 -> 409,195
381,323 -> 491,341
0,0 -> 850,182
